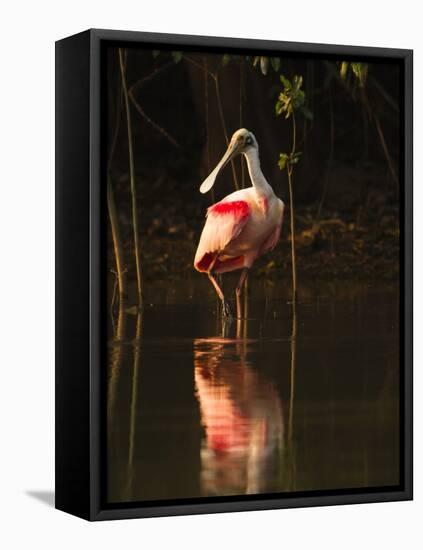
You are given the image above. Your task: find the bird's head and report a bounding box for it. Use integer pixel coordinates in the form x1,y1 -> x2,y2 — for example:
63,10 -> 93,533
199,128 -> 258,194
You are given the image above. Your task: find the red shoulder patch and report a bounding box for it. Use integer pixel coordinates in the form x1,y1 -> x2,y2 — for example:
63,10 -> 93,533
208,200 -> 250,219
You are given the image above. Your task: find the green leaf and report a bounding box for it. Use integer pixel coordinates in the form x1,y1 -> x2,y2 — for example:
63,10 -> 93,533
172,51 -> 183,63
278,151 -> 302,171
290,152 -> 302,164
260,57 -> 269,75
278,153 -> 289,170
276,73 -> 310,120
351,62 -> 368,87
271,57 -> 281,72
339,61 -> 368,87
280,74 -> 291,90
222,54 -> 231,66
275,101 -> 282,116
340,61 -> 349,80
293,75 -> 303,92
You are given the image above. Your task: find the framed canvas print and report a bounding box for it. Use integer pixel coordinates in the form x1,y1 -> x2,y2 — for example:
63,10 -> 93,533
55,29 -> 413,521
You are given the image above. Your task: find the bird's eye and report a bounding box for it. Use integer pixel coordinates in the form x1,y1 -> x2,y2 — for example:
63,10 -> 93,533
245,136 -> 253,146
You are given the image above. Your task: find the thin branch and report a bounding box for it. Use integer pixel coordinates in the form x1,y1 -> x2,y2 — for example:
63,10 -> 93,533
203,56 -> 215,204
291,111 -> 297,156
374,114 -> 399,186
288,113 -> 298,304
107,63 -> 126,303
184,55 -> 213,77
204,57 -> 211,174
119,48 -> 143,308
287,171 -> 297,304
214,74 -> 239,190
108,85 -> 123,171
107,175 -> 127,302
128,89 -> 180,148
369,75 -> 399,113
110,269 -> 118,315
128,61 -> 175,95
186,55 -> 239,190
327,63 -> 399,188
240,60 -> 246,189
361,90 -> 399,187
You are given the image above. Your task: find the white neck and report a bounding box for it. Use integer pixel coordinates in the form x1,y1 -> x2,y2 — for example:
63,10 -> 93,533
244,148 -> 273,197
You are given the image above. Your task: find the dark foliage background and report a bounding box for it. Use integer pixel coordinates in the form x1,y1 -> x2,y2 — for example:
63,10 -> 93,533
106,46 -> 400,290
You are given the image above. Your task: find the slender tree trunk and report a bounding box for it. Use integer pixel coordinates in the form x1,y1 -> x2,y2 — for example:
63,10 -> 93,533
107,62 -> 126,307
107,175 -> 126,304
118,48 -> 143,308
288,114 -> 298,303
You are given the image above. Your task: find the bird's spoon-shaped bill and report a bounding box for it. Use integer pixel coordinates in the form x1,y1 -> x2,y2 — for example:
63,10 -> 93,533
199,140 -> 241,194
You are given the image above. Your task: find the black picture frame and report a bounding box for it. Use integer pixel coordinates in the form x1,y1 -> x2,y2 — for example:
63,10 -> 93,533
55,28 -> 413,521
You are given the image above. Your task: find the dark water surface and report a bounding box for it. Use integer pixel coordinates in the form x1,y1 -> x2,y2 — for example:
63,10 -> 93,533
106,279 -> 400,503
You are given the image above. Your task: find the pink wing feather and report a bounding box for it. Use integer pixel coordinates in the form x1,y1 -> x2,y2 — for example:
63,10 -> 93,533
194,201 -> 250,272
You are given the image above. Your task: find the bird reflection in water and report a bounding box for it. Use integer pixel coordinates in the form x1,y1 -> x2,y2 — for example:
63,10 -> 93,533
194,320 -> 284,496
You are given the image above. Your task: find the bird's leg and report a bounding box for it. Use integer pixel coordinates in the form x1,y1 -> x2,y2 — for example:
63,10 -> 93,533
207,271 -> 232,318
235,268 -> 249,320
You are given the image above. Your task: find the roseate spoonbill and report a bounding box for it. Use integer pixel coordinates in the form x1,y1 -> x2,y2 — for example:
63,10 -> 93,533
194,129 -> 284,318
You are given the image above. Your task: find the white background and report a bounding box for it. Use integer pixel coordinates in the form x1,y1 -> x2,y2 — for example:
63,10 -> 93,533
0,1 -> 420,548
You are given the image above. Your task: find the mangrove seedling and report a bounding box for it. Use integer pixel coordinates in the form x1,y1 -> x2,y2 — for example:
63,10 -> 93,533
275,74 -> 312,303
